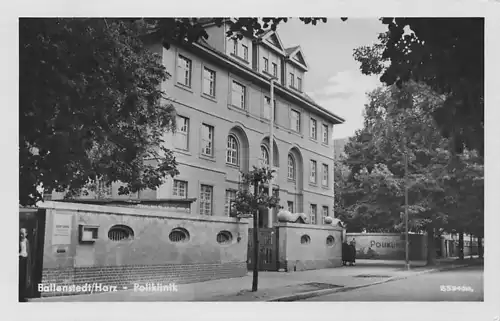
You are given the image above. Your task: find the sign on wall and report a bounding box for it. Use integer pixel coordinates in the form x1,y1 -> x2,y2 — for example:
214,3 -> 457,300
52,214 -> 72,245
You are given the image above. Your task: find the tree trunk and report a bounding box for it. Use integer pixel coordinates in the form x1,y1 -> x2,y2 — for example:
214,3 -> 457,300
458,232 -> 464,260
478,236 -> 483,259
426,225 -> 436,266
251,182 -> 259,292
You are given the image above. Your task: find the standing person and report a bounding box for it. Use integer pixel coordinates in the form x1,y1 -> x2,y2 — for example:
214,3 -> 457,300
349,239 -> 357,266
342,241 -> 350,266
19,228 -> 31,302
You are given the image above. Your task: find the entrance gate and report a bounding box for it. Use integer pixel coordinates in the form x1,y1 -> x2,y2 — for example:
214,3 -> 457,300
247,228 -> 278,271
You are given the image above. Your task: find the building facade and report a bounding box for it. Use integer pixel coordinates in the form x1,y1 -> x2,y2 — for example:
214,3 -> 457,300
52,20 -> 345,228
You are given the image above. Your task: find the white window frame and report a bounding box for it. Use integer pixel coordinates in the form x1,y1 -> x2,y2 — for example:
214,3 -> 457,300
263,57 -> 269,72
177,55 -> 192,87
287,154 -> 295,180
264,96 -> 272,119
200,184 -> 213,216
231,81 -> 246,109
322,206 -> 329,223
322,164 -> 329,187
174,116 -> 189,150
310,118 -> 317,140
289,72 -> 295,88
322,124 -> 329,144
260,145 -> 270,166
225,189 -> 237,216
201,124 -> 214,156
173,180 -> 188,198
310,204 -> 317,225
310,160 -> 317,184
203,67 -> 216,97
287,201 -> 294,213
291,110 -> 301,132
232,39 -> 238,55
297,77 -> 302,91
226,135 -> 239,166
242,44 -> 248,60
272,63 -> 278,77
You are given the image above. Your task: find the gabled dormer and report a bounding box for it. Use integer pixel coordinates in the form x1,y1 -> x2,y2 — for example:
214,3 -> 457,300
202,18 -> 254,68
260,30 -> 286,56
253,30 -> 286,83
284,46 -> 309,93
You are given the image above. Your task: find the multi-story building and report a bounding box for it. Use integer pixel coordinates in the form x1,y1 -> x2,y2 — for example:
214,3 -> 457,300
52,19 -> 345,228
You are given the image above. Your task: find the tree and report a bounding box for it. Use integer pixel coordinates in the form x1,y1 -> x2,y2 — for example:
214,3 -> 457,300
20,17 -> 329,206
233,166 -> 280,292
353,18 -> 484,156
337,81 -> 484,265
20,18 -> 180,206
339,82 -> 454,265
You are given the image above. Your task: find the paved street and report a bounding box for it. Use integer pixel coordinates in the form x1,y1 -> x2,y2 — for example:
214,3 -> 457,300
305,265 -> 483,301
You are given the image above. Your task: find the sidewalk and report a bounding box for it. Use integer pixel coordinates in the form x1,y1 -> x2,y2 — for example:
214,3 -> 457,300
29,257 -> 482,302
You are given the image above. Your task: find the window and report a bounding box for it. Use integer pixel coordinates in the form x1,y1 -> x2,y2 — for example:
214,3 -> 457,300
203,67 -> 216,97
232,39 -> 238,55
108,225 -> 134,241
242,45 -> 248,60
289,73 -> 295,88
260,145 -> 269,166
96,179 -> 112,198
231,81 -> 246,109
301,235 -> 311,244
177,55 -> 191,87
297,77 -> 302,91
201,124 -> 214,156
272,63 -> 278,77
310,160 -> 317,184
169,228 -> 190,243
322,206 -> 329,223
264,96 -> 271,119
322,124 -> 329,144
173,180 -> 188,198
287,154 -> 295,180
225,190 -> 237,216
263,57 -> 269,72
216,231 -> 233,244
291,110 -> 301,132
200,185 -> 213,215
322,164 -> 329,186
226,135 -> 239,165
310,204 -> 317,225
174,116 -> 189,150
287,201 -> 294,213
310,118 -> 317,140
273,100 -> 277,123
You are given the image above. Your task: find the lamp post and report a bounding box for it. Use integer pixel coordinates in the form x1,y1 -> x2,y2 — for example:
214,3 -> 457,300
404,149 -> 410,270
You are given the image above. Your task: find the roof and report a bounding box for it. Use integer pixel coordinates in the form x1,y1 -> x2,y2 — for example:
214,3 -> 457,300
191,39 -> 344,124
285,46 -> 300,55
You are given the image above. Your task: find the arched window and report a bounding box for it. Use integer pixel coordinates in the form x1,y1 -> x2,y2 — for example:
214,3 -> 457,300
260,145 -> 269,166
287,154 -> 295,180
226,135 -> 239,166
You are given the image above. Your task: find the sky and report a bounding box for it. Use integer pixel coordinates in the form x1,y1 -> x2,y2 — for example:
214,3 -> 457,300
276,18 -> 387,139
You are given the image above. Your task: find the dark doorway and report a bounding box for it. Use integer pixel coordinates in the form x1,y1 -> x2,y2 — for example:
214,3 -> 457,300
19,208 -> 46,299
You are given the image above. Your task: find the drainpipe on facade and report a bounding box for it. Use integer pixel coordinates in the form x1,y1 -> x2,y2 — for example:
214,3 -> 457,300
268,77 -> 276,228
